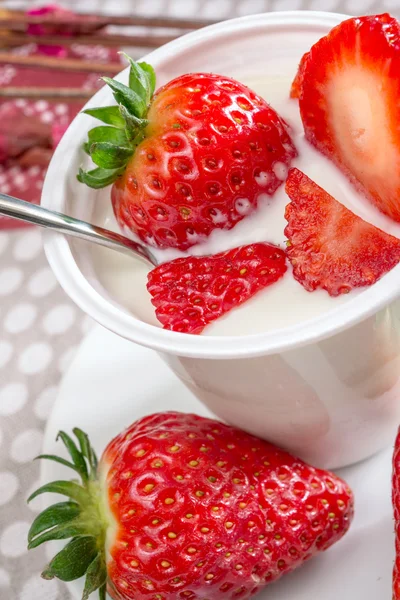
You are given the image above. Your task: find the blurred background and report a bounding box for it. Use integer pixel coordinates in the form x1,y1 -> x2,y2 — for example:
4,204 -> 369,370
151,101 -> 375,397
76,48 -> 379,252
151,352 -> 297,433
0,1 -> 399,600
3,0 -> 400,19
3,0 -> 400,18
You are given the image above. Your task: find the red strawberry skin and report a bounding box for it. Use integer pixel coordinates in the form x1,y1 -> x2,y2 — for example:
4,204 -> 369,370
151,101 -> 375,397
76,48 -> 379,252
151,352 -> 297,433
112,73 -> 297,250
296,14 -> 400,222
101,412 -> 354,600
393,428 -> 400,599
285,168 -> 400,296
290,51 -> 309,99
146,242 -> 287,334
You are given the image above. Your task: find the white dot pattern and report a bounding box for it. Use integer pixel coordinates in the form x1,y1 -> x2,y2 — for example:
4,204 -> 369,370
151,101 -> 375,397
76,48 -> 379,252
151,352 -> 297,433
10,429 -> 43,463
13,230 -> 43,262
0,383 -> 28,416
0,521 -> 30,558
0,3 -> 398,600
0,267 -> 23,296
18,343 -> 53,375
0,471 -> 19,506
42,305 -> 76,336
27,267 -> 58,297
4,304 -> 38,335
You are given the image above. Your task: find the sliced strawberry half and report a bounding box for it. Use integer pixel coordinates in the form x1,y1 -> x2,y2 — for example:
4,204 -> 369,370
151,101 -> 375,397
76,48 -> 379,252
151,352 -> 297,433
147,243 -> 286,334
290,51 -> 309,99
284,168 -> 400,296
297,13 -> 400,222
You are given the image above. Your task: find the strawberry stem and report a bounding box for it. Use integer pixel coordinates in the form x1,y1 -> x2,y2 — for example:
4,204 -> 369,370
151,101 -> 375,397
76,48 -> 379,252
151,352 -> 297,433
28,429 -> 109,600
78,58 -> 156,189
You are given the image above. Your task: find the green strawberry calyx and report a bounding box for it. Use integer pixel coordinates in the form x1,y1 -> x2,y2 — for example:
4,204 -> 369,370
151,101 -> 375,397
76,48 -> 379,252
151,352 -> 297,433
77,54 -> 156,190
28,429 -> 109,600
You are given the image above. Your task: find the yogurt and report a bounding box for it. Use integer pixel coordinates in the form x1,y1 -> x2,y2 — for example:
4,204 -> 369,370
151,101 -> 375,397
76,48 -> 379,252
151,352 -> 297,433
91,75 -> 400,336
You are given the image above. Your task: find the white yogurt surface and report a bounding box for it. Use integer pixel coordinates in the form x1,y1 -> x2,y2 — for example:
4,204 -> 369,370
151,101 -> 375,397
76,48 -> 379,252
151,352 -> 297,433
91,76 -> 400,336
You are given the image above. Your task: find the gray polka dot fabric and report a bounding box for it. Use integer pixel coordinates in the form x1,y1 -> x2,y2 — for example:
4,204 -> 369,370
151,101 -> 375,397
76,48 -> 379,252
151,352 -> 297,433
0,228 -> 93,599
1,1 -> 400,599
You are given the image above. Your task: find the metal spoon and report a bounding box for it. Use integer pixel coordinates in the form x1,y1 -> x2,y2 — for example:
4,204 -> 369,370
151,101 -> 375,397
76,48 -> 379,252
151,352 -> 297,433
0,192 -> 157,266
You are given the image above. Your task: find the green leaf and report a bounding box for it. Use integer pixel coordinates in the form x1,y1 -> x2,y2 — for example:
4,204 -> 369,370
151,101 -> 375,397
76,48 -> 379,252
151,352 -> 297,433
35,454 -> 80,475
83,106 -> 125,128
73,429 -> 98,476
121,54 -> 152,104
87,126 -> 129,149
90,142 -> 132,169
103,77 -> 146,119
57,431 -> 89,482
28,522 -> 88,550
28,502 -> 80,543
28,481 -> 87,505
77,167 -> 123,189
82,553 -> 107,600
41,536 -> 98,582
138,61 -> 156,98
119,105 -> 148,141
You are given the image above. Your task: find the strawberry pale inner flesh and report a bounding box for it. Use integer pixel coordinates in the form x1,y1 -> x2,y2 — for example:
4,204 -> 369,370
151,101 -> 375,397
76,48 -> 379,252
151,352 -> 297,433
326,64 -> 400,206
328,68 -> 385,166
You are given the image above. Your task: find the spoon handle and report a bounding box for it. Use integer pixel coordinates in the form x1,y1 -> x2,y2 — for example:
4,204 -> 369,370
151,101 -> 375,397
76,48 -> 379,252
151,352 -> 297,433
0,192 -> 156,265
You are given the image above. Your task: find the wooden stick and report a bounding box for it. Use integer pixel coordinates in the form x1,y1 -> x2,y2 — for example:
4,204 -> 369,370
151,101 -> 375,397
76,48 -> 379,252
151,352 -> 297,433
0,87 -> 94,100
1,9 -> 215,31
0,31 -> 179,49
0,52 -> 122,74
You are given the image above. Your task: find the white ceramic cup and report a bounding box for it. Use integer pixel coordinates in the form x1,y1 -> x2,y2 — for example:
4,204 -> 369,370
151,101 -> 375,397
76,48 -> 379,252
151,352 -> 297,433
42,11 -> 400,470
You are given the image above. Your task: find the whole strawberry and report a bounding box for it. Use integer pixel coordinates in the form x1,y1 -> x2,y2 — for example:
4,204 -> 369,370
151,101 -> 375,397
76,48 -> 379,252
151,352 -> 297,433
28,412 -> 353,600
78,56 -> 297,249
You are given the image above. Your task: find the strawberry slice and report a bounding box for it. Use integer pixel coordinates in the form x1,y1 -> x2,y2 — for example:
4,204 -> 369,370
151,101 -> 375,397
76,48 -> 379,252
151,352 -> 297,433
284,168 -> 400,296
147,243 -> 286,333
295,13 -> 400,222
290,51 -> 309,99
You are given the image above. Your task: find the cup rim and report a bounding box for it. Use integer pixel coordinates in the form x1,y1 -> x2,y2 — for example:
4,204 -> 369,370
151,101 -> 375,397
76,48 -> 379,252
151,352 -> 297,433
42,9 -> 400,360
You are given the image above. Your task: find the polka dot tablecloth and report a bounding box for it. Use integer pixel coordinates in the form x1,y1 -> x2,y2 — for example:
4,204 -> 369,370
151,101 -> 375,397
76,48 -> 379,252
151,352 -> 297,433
1,1 -> 400,599
0,227 -> 93,599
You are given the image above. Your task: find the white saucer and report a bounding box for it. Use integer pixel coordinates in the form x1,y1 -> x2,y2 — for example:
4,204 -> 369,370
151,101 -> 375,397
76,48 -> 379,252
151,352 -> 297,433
42,325 -> 395,599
